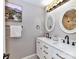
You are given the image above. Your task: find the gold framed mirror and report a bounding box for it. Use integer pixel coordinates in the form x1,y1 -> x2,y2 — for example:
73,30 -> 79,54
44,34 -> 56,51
59,9 -> 76,33
63,9 -> 76,30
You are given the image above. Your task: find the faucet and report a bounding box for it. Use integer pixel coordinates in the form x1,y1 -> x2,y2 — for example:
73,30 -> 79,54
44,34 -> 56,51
46,33 -> 51,39
65,35 -> 70,44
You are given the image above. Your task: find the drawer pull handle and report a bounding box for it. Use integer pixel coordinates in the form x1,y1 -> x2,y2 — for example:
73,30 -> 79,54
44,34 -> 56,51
40,48 -> 42,50
43,50 -> 48,54
52,57 -> 54,59
44,56 -> 47,59
43,45 -> 48,49
56,54 -> 65,59
37,42 -> 40,44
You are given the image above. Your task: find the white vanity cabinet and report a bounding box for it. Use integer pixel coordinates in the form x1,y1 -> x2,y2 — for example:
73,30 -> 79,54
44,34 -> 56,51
36,37 -> 76,59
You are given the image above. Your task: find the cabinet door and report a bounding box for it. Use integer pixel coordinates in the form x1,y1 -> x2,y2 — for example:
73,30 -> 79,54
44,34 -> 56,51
56,51 -> 75,59
50,46 -> 59,59
36,39 -> 43,59
50,47 -> 75,59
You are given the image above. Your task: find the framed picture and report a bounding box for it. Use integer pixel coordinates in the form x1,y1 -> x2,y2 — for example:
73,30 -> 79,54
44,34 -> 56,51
5,2 -> 22,22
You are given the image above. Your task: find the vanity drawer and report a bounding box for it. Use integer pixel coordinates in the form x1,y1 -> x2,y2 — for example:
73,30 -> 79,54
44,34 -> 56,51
42,51 -> 51,59
42,54 -> 50,59
42,43 -> 52,59
50,47 -> 75,59
56,51 -> 75,59
42,43 -> 50,51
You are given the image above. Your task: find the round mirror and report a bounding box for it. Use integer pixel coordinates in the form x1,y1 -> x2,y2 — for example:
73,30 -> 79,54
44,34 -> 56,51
59,9 -> 76,33
45,15 -> 55,32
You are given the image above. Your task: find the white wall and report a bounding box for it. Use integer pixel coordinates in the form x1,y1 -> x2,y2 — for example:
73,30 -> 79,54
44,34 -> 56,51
6,0 -> 45,59
45,0 -> 76,42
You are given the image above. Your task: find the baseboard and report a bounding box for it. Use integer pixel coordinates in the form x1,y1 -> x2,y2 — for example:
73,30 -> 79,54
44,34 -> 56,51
21,53 -> 37,59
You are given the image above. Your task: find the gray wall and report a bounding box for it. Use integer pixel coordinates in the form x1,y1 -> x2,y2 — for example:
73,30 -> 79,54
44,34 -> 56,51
45,0 -> 76,42
6,0 -> 45,59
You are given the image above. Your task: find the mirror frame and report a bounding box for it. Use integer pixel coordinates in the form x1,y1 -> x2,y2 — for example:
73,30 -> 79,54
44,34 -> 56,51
45,14 -> 55,32
59,9 -> 76,33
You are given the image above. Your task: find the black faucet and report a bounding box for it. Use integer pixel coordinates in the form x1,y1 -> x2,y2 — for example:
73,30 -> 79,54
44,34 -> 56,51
65,35 -> 70,44
46,33 -> 51,39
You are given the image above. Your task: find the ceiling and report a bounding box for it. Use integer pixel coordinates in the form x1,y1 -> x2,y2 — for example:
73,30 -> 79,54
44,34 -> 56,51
22,0 -> 52,7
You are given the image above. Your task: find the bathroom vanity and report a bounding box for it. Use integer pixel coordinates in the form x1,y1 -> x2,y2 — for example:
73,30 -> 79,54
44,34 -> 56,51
36,37 -> 76,59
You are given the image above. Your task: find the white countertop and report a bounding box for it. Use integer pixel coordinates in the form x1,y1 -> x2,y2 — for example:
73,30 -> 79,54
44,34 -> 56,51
37,37 -> 76,58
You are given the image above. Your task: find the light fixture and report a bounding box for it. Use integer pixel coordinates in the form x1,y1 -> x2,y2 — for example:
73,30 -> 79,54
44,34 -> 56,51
41,0 -> 52,6
45,0 -> 64,12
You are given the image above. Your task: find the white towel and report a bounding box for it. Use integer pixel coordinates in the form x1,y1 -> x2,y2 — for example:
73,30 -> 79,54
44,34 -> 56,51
10,25 -> 22,37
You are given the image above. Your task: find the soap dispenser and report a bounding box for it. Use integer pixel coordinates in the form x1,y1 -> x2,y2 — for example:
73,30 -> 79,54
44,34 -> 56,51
63,40 -> 65,43
72,42 -> 76,46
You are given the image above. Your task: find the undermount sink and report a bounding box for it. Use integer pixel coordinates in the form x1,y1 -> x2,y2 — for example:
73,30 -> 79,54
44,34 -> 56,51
56,43 -> 70,48
45,37 -> 75,50
51,39 -> 76,53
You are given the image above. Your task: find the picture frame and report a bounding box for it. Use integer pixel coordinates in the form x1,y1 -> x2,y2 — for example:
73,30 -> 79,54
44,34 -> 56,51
5,2 -> 22,22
